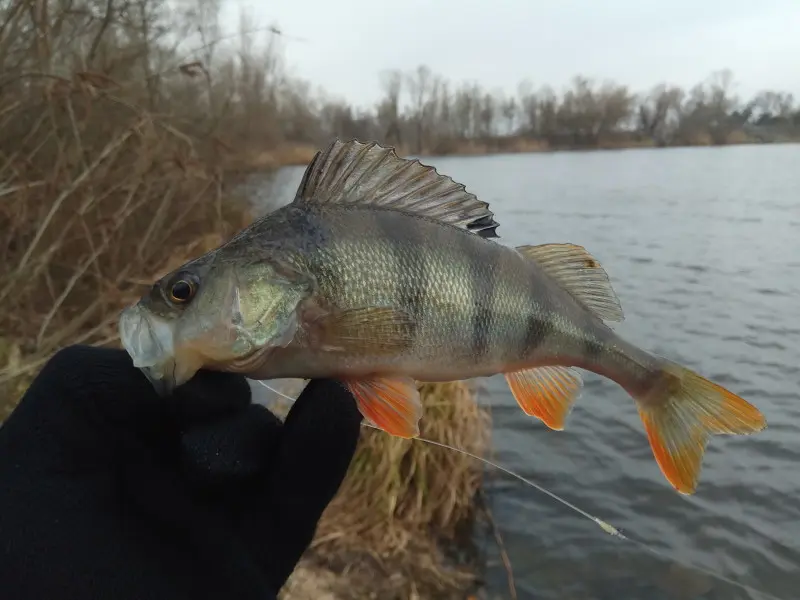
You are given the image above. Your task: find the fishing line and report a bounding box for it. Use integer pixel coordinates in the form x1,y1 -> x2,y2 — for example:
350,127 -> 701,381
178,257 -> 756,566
255,380 -> 783,600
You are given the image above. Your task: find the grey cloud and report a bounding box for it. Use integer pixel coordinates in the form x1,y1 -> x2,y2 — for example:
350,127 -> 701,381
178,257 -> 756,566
227,0 -> 800,107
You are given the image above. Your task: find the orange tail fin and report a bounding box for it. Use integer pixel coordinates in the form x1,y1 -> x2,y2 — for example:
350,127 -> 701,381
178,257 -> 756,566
635,361 -> 766,494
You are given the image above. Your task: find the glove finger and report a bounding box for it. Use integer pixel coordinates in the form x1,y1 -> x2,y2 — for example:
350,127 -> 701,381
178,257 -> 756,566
248,379 -> 363,586
9,346 -> 253,462
169,369 -> 252,427
180,404 -> 283,495
22,345 -> 251,426
121,448 -> 275,599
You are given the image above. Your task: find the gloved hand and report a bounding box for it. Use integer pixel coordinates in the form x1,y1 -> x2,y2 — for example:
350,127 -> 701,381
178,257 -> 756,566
0,345 -> 362,600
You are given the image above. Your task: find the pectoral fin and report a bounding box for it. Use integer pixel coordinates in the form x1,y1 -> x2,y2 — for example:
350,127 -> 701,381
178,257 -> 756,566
309,306 -> 416,355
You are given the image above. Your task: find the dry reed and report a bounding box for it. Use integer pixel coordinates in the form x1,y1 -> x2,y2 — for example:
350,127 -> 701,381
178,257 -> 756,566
0,0 -> 271,411
0,73 -> 252,414
280,380 -> 491,599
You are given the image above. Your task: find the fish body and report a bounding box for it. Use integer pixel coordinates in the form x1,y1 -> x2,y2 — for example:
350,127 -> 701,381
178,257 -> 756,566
237,205 -> 653,389
119,139 -> 766,495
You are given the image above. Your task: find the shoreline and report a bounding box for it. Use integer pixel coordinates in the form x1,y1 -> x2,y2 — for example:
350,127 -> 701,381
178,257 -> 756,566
253,137 -> 800,169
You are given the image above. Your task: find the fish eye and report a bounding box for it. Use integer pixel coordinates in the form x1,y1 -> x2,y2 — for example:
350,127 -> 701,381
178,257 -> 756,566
166,273 -> 199,305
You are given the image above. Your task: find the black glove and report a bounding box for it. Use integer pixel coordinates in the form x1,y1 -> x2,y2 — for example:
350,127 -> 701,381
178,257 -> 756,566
0,345 -> 362,600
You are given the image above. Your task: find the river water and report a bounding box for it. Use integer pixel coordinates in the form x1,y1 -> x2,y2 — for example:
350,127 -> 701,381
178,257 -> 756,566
259,144 -> 800,600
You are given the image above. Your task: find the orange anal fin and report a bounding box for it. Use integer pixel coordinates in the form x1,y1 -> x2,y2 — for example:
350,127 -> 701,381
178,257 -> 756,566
636,362 -> 767,495
505,366 -> 583,430
344,375 -> 422,438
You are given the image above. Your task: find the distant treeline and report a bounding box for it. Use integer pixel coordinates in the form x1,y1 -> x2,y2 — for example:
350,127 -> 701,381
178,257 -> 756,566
310,66 -> 800,156
4,0 -> 797,164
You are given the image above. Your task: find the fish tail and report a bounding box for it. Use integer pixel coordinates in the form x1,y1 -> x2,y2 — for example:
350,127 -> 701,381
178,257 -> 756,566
633,359 -> 766,494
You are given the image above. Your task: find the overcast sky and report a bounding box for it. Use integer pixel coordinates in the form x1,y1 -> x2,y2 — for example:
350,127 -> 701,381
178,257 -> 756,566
222,0 -> 800,109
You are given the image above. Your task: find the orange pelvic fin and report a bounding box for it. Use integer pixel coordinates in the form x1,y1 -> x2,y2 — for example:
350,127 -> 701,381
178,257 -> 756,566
345,375 -> 422,438
505,366 -> 584,430
636,361 -> 767,495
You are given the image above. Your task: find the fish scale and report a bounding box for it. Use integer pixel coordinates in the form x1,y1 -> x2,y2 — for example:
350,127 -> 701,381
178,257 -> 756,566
307,209 -> 541,375
119,138 -> 767,496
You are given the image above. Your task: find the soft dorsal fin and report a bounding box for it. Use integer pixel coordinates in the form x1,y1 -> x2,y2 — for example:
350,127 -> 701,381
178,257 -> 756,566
517,243 -> 624,322
292,138 -> 500,238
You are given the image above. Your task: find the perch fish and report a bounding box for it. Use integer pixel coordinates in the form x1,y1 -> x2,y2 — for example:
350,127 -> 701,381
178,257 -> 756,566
118,138 -> 766,495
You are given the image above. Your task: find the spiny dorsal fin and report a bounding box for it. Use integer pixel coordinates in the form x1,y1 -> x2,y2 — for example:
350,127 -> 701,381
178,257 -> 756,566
292,138 -> 500,238
517,243 -> 624,322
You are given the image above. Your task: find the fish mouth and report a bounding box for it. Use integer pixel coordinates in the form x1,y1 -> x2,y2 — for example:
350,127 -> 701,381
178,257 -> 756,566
140,360 -> 179,397
119,304 -> 180,396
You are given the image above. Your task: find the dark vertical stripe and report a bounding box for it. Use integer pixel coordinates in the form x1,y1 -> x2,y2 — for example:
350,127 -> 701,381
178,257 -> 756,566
567,307 -> 607,364
522,313 -> 553,357
305,212 -> 341,304
375,212 -> 425,345
460,231 -> 495,361
583,335 -> 605,360
519,268 -> 557,358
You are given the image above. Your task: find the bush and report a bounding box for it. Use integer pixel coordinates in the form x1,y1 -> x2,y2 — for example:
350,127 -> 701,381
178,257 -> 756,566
0,4 -> 493,597
0,0 -> 279,408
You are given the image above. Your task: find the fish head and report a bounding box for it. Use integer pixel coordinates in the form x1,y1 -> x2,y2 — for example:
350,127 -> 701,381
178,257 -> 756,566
119,250 -> 312,395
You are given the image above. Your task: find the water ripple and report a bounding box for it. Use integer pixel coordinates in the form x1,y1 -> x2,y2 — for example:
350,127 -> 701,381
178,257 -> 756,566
432,145 -> 800,599
267,147 -> 800,599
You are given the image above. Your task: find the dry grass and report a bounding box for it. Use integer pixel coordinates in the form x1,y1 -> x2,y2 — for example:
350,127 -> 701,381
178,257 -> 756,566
0,0 -> 275,409
279,380 -> 492,599
0,73 -> 253,412
681,131 -> 715,146
228,144 -> 320,173
265,143 -> 320,167
724,129 -> 756,145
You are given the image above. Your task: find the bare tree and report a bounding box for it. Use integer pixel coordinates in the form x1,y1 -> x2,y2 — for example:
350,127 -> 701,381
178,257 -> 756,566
377,69 -> 404,145
639,84 -> 685,144
751,90 -> 796,124
406,64 -> 432,153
